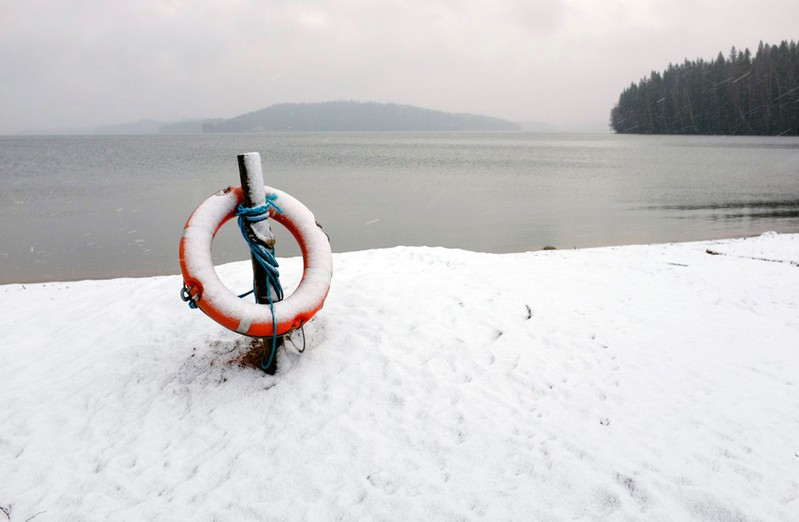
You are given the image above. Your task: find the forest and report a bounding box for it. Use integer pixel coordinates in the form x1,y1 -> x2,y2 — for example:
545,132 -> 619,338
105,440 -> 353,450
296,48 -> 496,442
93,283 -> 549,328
611,40 -> 799,135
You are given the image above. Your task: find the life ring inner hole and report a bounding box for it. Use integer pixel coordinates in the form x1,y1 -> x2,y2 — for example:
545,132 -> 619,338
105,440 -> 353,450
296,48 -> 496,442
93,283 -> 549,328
209,211 -> 305,299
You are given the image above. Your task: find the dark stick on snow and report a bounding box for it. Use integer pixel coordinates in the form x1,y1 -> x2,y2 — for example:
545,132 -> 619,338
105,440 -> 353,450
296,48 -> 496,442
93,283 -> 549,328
237,153 -> 282,375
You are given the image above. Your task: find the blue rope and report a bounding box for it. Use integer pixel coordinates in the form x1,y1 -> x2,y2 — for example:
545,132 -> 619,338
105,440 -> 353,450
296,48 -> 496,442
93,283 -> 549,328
181,284 -> 200,309
236,193 -> 284,372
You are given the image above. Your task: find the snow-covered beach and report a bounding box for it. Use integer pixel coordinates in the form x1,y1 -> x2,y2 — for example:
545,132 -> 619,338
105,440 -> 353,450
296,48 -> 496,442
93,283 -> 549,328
2,233 -> 798,521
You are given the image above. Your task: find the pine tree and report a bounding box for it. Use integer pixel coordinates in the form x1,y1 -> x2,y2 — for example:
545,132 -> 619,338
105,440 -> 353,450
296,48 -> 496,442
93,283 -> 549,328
611,40 -> 799,135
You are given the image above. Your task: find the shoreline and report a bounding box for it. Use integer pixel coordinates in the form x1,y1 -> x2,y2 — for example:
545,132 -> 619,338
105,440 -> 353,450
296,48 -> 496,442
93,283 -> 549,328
3,231 -> 797,286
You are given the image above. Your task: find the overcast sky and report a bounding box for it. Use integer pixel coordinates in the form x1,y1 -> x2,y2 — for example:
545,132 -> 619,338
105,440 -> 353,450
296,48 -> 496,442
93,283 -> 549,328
1,0 -> 797,133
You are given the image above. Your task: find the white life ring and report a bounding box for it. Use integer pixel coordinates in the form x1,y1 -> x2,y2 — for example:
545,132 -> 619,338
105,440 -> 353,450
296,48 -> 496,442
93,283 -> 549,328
180,186 -> 332,337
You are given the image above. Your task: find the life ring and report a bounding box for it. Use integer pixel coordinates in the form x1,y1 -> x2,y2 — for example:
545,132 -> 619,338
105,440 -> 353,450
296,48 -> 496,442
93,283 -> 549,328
179,185 -> 332,337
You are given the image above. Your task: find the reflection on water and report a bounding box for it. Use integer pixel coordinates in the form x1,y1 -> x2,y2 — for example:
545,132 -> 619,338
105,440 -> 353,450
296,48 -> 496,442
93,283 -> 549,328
649,200 -> 799,219
1,132 -> 798,283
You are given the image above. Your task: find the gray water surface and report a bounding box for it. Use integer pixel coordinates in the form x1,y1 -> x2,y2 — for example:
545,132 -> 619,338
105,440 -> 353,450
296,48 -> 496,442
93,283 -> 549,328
2,132 -> 798,283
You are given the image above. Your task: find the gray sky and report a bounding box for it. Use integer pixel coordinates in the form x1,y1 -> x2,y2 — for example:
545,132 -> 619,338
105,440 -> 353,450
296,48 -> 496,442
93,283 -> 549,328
2,0 -> 797,133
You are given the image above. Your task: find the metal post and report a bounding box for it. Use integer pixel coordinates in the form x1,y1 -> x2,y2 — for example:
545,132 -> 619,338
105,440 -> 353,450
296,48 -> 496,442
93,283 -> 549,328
237,152 -> 282,374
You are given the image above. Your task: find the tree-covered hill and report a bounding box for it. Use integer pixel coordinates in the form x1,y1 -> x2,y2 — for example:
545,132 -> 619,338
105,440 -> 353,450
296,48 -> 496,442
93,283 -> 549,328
611,40 -> 799,135
201,101 -> 520,132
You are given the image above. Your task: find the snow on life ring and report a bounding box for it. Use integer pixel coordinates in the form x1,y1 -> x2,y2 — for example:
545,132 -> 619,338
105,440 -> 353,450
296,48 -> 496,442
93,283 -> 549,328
179,185 -> 332,337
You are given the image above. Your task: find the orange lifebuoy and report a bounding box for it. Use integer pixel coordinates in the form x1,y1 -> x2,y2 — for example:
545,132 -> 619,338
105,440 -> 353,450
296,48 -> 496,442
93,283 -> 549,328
179,186 -> 332,337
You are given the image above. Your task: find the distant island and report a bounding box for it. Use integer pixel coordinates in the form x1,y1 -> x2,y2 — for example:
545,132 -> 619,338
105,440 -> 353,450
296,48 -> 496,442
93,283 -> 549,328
20,101 -> 524,135
201,101 -> 521,132
611,40 -> 799,136
33,118 -> 222,135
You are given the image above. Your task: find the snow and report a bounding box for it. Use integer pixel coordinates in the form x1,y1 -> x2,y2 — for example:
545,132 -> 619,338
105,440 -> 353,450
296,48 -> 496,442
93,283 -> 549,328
2,233 -> 798,521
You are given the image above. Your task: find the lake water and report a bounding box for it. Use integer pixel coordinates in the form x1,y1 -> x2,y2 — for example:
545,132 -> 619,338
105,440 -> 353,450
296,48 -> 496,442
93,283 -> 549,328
2,132 -> 799,284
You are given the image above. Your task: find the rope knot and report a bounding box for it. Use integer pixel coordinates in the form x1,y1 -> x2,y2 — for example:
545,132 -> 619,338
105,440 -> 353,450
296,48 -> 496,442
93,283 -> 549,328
235,193 -> 283,222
